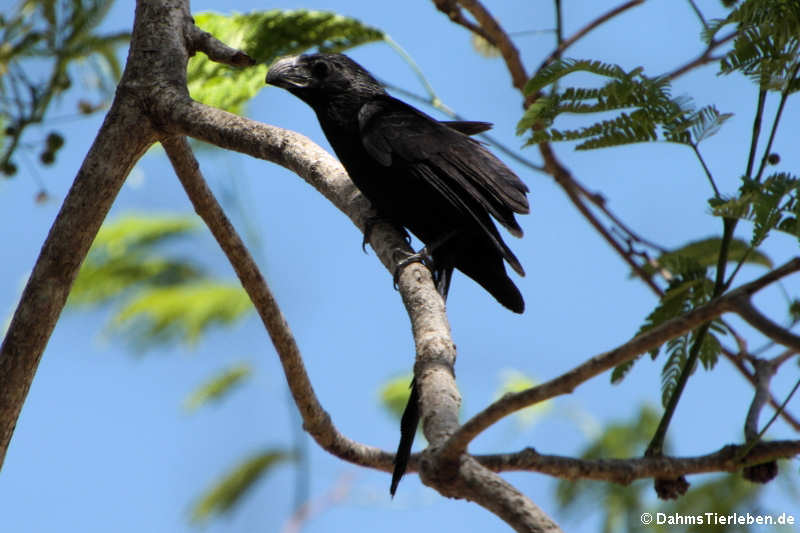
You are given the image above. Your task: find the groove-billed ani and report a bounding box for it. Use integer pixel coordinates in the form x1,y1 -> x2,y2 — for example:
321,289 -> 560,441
266,53 -> 529,494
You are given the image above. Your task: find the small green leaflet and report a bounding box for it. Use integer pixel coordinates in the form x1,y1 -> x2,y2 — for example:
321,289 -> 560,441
379,373 -> 414,420
69,214 -> 203,306
188,10 -> 385,114
110,282 -> 252,346
184,363 -> 253,412
191,449 -> 293,522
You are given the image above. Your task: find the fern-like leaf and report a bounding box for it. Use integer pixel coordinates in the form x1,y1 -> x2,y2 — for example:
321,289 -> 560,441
518,60 -> 731,150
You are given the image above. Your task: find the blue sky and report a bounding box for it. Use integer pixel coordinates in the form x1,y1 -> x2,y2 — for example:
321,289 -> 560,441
1,1 -> 799,532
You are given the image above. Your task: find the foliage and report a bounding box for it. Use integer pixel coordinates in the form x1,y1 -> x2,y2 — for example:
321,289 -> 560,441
69,213 -> 253,348
704,0 -> 800,89
109,282 -> 252,346
611,262 -> 726,404
0,0 -> 129,177
379,373 -> 414,419
712,174 -> 800,246
184,363 -> 253,412
188,10 -> 385,114
191,449 -> 293,523
517,59 -> 732,150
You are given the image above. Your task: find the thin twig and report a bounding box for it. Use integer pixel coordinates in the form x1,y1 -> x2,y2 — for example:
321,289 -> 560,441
754,62 -> 800,182
538,0 -> 645,70
665,31 -> 736,80
692,144 -> 721,198
686,0 -> 708,30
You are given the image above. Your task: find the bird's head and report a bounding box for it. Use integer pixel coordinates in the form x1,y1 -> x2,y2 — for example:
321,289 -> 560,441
265,53 -> 385,105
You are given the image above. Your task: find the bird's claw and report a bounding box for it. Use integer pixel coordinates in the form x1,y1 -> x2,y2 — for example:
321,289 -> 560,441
393,248 -> 433,289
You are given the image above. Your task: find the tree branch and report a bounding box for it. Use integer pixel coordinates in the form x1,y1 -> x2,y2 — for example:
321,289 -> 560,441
475,440 -> 800,483
186,24 -> 255,67
538,0 -> 645,70
441,258 -> 800,457
162,135 -> 397,471
737,300 -> 800,352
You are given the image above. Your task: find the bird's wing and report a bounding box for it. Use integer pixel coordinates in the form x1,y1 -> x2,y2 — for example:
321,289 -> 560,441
358,98 -> 528,273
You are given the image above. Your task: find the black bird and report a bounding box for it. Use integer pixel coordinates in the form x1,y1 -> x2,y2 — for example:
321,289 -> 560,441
266,53 -> 529,494
266,53 -> 529,312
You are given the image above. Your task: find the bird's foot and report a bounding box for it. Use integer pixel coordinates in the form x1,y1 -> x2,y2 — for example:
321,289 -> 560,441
362,216 -> 410,253
393,248 -> 434,289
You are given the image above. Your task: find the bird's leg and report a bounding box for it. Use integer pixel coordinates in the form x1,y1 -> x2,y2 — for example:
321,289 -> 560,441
392,230 -> 458,288
362,215 -> 411,253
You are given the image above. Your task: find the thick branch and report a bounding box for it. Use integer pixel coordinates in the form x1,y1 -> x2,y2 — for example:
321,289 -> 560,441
442,258 -> 800,457
161,135 -> 398,471
0,99 -> 153,468
476,440 -> 800,483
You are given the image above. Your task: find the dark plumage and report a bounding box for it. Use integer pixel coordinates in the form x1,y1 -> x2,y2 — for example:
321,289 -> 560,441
266,53 -> 530,495
266,53 -> 529,313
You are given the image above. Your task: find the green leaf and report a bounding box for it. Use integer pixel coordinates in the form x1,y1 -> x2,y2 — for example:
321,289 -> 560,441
91,214 -> 200,256
661,335 -> 690,406
663,105 -> 734,145
184,363 -> 253,412
109,282 -> 253,346
379,374 -> 413,419
712,173 -> 800,245
639,237 -> 772,279
191,449 -> 293,523
69,214 -> 203,306
187,10 -> 385,114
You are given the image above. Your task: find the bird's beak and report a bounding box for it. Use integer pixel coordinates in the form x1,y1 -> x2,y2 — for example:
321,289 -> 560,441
266,56 -> 310,89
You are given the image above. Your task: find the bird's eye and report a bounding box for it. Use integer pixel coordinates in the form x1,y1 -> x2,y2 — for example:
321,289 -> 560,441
311,61 -> 330,78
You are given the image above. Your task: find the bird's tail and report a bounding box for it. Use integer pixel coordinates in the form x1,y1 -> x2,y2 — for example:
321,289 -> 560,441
390,378 -> 420,496
434,249 -> 525,313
